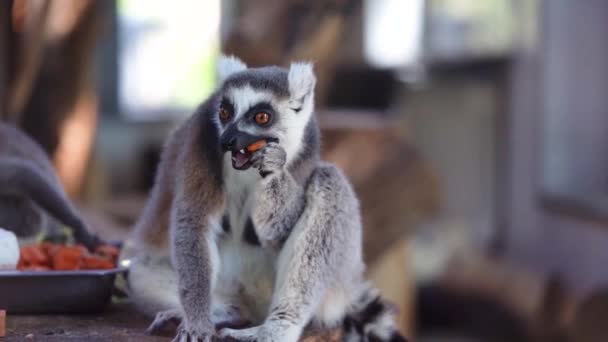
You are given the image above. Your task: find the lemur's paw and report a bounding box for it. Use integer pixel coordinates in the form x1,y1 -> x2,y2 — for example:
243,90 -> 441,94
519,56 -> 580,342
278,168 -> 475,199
146,309 -> 182,335
251,142 -> 286,177
217,326 -> 259,342
73,231 -> 104,252
172,326 -> 216,342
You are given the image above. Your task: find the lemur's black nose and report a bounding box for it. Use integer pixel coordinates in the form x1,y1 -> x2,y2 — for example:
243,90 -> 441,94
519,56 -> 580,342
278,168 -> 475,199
220,124 -> 240,151
221,136 -> 236,151
220,124 -> 259,152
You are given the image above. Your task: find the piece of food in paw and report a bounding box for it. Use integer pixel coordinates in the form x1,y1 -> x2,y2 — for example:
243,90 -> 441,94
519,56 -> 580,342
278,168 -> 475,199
246,140 -> 267,153
0,228 -> 20,270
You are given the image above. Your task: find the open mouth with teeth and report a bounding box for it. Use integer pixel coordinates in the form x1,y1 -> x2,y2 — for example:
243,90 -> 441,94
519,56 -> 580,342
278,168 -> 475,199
228,137 -> 277,170
231,148 -> 254,170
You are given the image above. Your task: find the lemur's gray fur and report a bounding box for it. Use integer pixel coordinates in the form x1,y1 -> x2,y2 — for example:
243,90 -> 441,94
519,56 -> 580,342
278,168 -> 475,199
121,56 -> 406,342
0,122 -> 100,249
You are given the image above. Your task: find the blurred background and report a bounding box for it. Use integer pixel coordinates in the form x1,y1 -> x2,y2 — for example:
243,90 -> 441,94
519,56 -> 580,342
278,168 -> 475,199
1,0 -> 608,341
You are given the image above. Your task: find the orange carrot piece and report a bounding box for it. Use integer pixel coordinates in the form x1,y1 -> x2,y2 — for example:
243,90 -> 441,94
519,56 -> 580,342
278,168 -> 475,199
82,256 -> 115,270
40,242 -> 60,258
17,258 -> 27,270
21,265 -> 51,271
74,244 -> 88,255
246,140 -> 267,153
18,242 -> 121,271
95,244 -> 120,261
52,246 -> 84,270
20,245 -> 49,266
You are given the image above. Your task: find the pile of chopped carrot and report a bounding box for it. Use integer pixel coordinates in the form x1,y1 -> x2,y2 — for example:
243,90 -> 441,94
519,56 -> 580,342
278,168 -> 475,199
17,243 -> 119,271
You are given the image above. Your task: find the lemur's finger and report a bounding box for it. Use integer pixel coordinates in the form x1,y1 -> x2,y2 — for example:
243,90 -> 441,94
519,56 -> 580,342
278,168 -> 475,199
147,309 -> 182,335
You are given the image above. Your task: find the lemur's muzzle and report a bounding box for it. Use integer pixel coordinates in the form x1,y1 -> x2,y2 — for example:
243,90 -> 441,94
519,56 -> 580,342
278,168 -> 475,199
220,125 -> 261,153
220,124 -> 276,170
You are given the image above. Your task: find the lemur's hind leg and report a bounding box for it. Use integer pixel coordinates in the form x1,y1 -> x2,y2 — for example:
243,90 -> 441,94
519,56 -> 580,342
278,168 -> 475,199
128,253 -> 181,318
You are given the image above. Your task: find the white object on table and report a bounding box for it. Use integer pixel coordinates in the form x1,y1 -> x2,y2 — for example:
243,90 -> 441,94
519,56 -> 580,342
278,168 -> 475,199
0,228 -> 19,270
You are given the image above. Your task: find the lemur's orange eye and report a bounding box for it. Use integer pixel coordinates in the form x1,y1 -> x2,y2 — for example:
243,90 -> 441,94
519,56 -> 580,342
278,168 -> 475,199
219,108 -> 231,122
254,112 -> 270,125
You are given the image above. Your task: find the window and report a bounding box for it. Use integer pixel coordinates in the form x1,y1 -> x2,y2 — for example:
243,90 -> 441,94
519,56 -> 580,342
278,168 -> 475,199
99,0 -> 221,121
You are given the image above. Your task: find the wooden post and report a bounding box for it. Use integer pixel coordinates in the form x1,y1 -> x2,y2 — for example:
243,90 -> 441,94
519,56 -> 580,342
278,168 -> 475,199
0,0 -> 10,118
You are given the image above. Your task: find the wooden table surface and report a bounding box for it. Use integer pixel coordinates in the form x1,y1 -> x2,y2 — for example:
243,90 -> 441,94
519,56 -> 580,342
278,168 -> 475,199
4,303 -> 168,341
4,303 -> 341,341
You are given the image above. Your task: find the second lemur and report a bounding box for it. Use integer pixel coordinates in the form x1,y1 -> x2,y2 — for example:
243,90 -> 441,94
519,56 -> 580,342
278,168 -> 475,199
121,56 -> 406,342
0,122 -> 100,249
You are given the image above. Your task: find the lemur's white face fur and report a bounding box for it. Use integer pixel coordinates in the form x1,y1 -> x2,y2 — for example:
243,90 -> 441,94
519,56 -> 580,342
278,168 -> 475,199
215,55 -> 316,170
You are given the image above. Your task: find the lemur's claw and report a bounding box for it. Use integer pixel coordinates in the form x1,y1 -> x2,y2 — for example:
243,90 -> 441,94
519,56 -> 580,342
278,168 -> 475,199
172,328 -> 215,342
146,309 -> 182,336
75,232 -> 104,252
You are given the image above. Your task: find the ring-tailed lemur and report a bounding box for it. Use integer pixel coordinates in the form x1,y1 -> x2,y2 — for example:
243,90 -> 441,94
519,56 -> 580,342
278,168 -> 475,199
120,55 -> 407,342
0,122 -> 100,250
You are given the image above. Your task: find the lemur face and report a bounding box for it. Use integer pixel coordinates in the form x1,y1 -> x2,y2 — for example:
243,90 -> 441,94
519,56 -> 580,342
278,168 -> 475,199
215,56 -> 316,170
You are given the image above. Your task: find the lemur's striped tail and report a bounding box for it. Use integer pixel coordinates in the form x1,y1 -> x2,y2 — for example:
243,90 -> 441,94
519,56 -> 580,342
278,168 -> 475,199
343,286 -> 409,342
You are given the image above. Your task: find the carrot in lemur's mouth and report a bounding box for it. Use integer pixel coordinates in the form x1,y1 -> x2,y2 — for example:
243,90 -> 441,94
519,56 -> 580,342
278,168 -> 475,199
232,140 -> 267,170
246,139 -> 267,153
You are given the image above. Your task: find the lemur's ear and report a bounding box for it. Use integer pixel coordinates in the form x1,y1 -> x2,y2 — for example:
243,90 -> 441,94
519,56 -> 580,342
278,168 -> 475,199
217,55 -> 247,83
288,62 -> 316,111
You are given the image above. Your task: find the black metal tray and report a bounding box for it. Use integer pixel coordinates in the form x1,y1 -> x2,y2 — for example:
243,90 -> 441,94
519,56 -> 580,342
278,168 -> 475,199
0,268 -> 128,314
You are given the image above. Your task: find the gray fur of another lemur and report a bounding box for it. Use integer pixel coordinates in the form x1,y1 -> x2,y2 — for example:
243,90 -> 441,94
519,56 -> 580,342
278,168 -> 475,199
0,123 -> 99,249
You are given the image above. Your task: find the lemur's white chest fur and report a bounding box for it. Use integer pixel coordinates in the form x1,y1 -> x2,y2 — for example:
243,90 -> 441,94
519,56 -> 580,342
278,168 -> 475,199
213,154 -> 277,323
